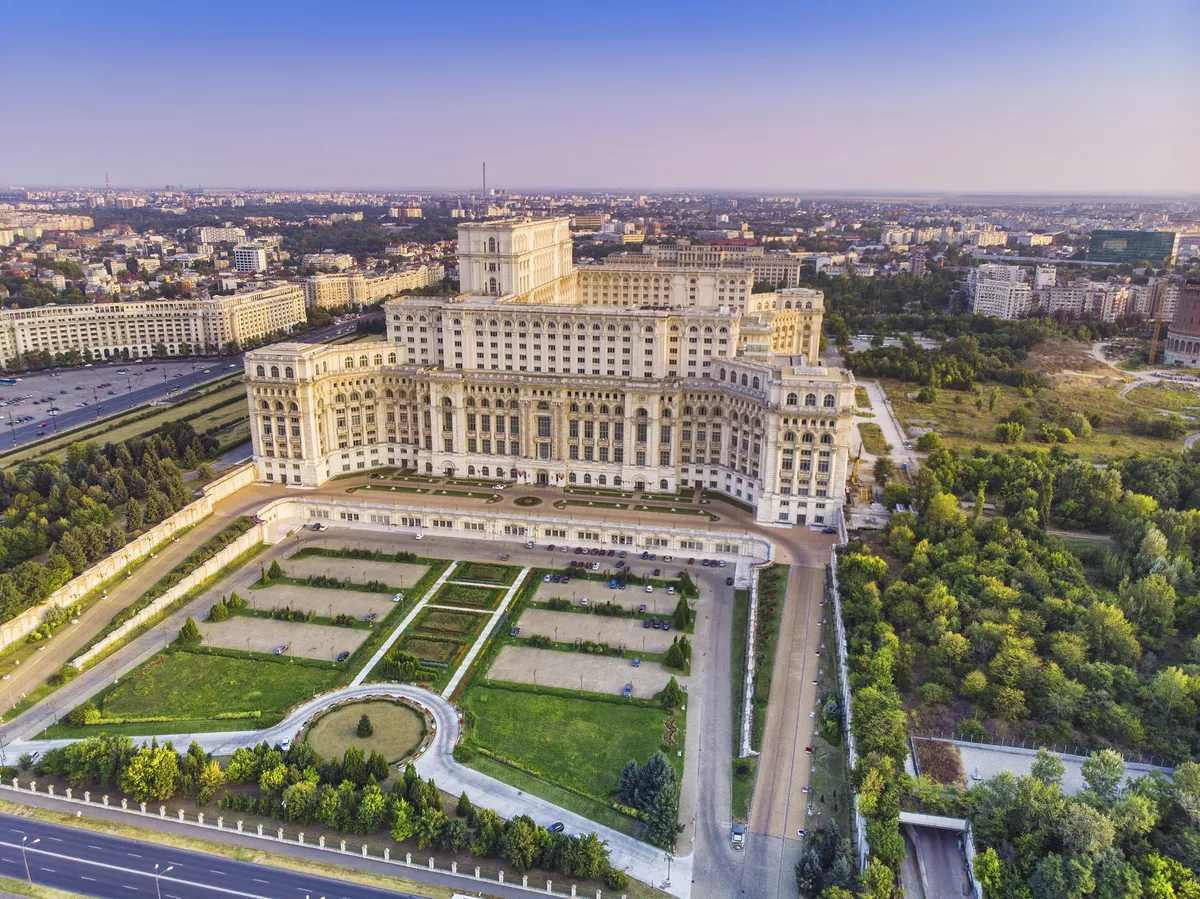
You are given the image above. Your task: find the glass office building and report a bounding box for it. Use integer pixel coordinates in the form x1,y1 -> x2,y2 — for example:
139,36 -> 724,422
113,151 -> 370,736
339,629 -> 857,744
1088,230 -> 1179,265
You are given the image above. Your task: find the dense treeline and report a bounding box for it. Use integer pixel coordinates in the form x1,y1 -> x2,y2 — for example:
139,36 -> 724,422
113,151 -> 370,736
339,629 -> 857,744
971,751 -> 1200,898
26,736 -> 624,888
873,463 -> 1200,763
0,421 -> 217,623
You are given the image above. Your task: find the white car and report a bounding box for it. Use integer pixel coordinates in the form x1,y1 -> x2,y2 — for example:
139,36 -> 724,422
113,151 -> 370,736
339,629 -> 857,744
414,533 -> 424,540
645,585 -> 653,593
492,483 -> 507,490
392,592 -> 404,603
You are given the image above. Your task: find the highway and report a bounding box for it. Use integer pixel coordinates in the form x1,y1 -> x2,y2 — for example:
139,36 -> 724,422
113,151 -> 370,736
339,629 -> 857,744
0,318 -> 363,450
0,811 -> 423,899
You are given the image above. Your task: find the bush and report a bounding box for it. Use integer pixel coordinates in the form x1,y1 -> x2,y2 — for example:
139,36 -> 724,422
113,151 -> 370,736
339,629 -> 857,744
546,598 -> 571,611
356,714 -> 374,738
178,616 -> 201,643
526,634 -> 554,649
67,700 -> 101,727
208,601 -> 229,622
453,745 -> 475,764
994,422 -> 1024,444
227,592 -> 247,610
332,614 -> 356,627
604,868 -> 628,890
267,560 -> 284,579
915,432 -> 942,452
915,386 -> 937,404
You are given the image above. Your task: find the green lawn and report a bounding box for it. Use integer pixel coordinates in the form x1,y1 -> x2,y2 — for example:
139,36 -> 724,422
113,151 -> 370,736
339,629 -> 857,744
435,583 -> 504,609
730,588 -> 750,754
855,386 -> 872,409
454,562 -> 521,585
855,422 -> 890,456
52,650 -> 339,736
462,684 -> 682,801
1126,385 -> 1200,413
732,757 -> 757,823
752,565 -> 790,751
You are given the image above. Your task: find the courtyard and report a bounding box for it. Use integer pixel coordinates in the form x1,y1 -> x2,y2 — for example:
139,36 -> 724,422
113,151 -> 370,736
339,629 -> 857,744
486,644 -> 686,698
201,616 -> 368,662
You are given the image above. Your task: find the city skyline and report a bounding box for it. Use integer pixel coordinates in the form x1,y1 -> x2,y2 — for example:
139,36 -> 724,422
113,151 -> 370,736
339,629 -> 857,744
3,0 -> 1197,194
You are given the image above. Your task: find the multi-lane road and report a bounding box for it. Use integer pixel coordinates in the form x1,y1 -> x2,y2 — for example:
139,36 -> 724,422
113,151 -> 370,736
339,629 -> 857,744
0,811 -> 427,899
0,318 -> 365,449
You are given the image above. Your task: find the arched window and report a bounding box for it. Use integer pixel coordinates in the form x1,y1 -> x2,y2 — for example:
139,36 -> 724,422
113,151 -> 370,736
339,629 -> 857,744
373,354 -> 382,366
468,465 -> 476,476
537,401 -> 550,411
569,473 -> 577,484
598,475 -> 607,485
752,377 -> 761,390
255,365 -> 265,377
274,401 -> 284,411
784,432 -> 796,442
614,476 -> 623,487
344,357 -> 354,369
662,409 -> 672,419
442,397 -> 453,406
805,393 -> 817,406
288,402 -> 299,413
786,393 -> 798,405
482,466 -> 490,477
821,434 -> 833,444
388,353 -> 396,364
259,400 -> 270,411
385,389 -> 394,399
466,397 -> 476,407
570,403 -> 579,413
802,432 -> 815,444
741,374 -> 748,387
488,277 -> 499,295
425,462 -> 433,473
284,366 -> 294,378
823,394 -> 836,408
636,408 -> 648,418
583,474 -> 592,484
660,479 -> 668,490
270,366 -> 279,378
487,237 -> 496,253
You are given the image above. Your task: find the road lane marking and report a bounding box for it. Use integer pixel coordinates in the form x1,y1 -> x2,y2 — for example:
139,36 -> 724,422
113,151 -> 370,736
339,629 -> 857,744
81,876 -> 96,881
47,836 -> 62,842
40,867 -> 55,872
252,878 -> 269,883
127,852 -> 143,858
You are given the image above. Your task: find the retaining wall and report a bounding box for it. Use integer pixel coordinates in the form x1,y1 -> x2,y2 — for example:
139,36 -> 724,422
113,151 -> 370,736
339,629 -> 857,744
69,522 -> 265,671
828,545 -> 868,873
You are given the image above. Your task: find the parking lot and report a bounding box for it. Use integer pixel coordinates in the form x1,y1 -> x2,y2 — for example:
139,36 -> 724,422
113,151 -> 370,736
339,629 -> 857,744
249,583 -> 395,621
533,577 -> 683,611
518,608 -> 679,653
285,556 -> 428,590
200,616 -> 369,661
487,644 -> 687,697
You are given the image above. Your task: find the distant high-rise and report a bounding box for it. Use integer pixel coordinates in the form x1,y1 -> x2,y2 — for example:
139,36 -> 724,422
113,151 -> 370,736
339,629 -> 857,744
1087,230 -> 1179,265
234,243 -> 268,273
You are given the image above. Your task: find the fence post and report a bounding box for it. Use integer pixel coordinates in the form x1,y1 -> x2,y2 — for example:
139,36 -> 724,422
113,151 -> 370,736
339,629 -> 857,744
197,813 -> 204,826
257,824 -> 263,836
383,848 -> 389,862
121,798 -> 127,810
47,785 -> 54,797
499,871 -> 504,884
297,833 -> 303,845
340,840 -> 346,853
65,788 -> 72,800
277,828 -> 283,841
83,790 -> 89,803
140,802 -> 146,814
319,836 -> 324,849
217,817 -> 222,830
237,821 -> 243,833
451,862 -> 457,874
178,809 -> 184,821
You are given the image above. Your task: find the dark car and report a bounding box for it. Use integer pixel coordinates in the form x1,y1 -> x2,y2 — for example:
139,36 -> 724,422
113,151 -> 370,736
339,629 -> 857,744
547,544 -> 556,551
638,604 -> 647,613
510,627 -> 520,637
652,568 -> 661,577
821,527 -> 838,535
336,651 -> 350,662
549,822 -> 565,833
652,619 -> 662,629
644,617 -> 651,628
726,576 -> 735,586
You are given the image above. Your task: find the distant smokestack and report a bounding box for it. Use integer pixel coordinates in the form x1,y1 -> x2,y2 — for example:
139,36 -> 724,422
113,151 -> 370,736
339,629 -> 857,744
483,162 -> 487,198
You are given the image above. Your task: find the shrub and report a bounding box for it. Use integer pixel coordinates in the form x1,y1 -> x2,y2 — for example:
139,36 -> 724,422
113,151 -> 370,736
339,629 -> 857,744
178,616 -> 201,643
546,598 -> 571,611
604,868 -> 628,890
453,745 -> 475,764
67,700 -> 101,727
332,614 -> 356,627
526,635 -> 553,649
267,560 -> 284,579
915,386 -> 937,404
227,592 -> 247,609
208,601 -> 229,622
356,714 -> 374,738
915,432 -> 942,452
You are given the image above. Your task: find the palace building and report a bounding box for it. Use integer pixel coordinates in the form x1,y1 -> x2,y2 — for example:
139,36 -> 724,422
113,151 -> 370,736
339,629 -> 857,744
244,218 -> 855,527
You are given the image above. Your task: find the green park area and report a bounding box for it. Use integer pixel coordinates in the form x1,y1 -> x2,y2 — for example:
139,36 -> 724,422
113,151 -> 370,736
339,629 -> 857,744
855,422 -> 890,455
44,649 -> 340,738
454,562 -> 522,585
460,684 -> 683,810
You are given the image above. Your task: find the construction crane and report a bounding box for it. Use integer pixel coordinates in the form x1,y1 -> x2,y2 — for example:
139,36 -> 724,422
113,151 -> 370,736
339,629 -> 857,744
1147,260 -> 1176,366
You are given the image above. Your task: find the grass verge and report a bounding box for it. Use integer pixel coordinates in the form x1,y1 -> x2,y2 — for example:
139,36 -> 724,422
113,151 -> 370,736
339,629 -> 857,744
730,587 -> 750,754
856,422 -> 890,455
751,564 -> 789,752
731,757 -> 757,824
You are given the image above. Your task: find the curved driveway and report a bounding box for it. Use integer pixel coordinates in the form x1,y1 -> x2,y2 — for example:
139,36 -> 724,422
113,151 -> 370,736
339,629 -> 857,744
7,681 -> 684,894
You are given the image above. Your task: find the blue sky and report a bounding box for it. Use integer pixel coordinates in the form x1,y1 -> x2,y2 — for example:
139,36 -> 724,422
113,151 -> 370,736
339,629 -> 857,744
2,0 -> 1196,193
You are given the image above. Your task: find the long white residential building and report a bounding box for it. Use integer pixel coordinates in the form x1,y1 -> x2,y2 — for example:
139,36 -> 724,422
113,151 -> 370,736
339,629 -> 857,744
303,264 -> 446,309
245,218 -> 855,528
0,283 -> 305,365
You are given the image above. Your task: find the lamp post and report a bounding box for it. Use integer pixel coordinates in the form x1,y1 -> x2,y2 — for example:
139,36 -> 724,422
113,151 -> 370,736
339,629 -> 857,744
154,863 -> 174,899
21,836 -> 39,883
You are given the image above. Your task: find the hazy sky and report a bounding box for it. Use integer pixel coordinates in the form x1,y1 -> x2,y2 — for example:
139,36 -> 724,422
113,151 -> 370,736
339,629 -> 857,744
2,0 -> 1196,193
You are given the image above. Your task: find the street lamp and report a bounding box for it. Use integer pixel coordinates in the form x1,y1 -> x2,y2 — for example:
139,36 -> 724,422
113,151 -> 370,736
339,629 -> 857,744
21,836 -> 39,883
154,863 -> 174,899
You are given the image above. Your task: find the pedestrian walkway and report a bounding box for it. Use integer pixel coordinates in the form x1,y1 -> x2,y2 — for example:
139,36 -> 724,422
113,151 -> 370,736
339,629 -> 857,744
349,562 -> 458,687
441,566 -> 530,698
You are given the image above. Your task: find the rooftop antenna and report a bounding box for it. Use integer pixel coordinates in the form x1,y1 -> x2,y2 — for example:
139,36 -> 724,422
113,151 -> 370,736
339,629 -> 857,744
482,162 -> 487,199
105,172 -> 111,191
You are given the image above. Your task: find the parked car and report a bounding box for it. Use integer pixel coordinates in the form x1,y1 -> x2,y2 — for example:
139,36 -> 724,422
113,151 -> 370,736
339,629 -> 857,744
492,483 -> 507,490
336,651 -> 350,662
643,618 -> 651,628
821,527 -> 838,535
652,568 -> 661,577
618,551 -> 627,558
726,576 -> 735,586
731,823 -> 746,850
718,560 -> 726,568
274,644 -> 289,655
610,579 -> 619,588
651,619 -> 661,629
638,604 -> 647,614
525,541 -> 534,549
414,533 -> 424,540
667,586 -> 675,595
644,585 -> 653,593
392,592 -> 404,603
308,522 -> 326,531
579,598 -> 589,606
509,627 -> 520,637
662,621 -> 671,633
548,822 -> 565,834
632,657 -> 640,668
542,574 -> 552,583
622,683 -> 633,698
499,553 -> 509,561
547,544 -> 556,552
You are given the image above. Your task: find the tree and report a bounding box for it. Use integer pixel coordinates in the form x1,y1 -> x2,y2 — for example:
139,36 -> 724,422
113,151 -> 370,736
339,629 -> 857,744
178,616 -> 201,643
57,532 -> 87,575
390,797 -> 416,843
120,745 -> 179,802
872,455 -> 895,486
356,714 -> 374,738
281,781 -> 318,823
196,759 -> 224,805
356,782 -> 388,833
1031,748 -> 1065,786
208,601 -> 229,622
645,780 -> 681,849
268,559 -> 284,579
660,676 -> 685,710
439,816 -> 471,852
1081,750 -> 1125,804
415,806 -> 447,849
126,499 -> 144,531
456,791 -> 474,820
500,816 -> 538,872
671,596 -> 691,630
